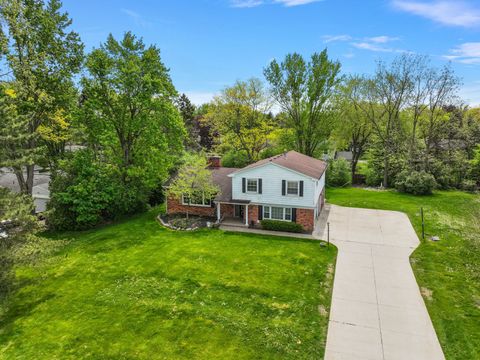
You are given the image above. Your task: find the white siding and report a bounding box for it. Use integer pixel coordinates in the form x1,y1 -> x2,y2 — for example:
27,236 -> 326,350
230,163 -> 324,208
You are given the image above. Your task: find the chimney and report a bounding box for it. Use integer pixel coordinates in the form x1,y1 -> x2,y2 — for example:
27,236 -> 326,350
207,155 -> 221,168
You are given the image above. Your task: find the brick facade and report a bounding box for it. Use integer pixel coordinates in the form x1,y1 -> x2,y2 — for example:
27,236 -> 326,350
219,203 -> 234,218
296,208 -> 315,233
167,196 -> 215,217
248,205 -> 259,225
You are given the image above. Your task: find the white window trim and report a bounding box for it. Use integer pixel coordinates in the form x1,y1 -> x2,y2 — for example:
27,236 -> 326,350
246,178 -> 258,193
286,180 -> 299,196
181,193 -> 212,207
263,206 -> 293,222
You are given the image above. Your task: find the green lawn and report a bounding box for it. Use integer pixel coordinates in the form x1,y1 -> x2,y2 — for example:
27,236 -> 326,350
327,187 -> 480,360
0,210 -> 336,359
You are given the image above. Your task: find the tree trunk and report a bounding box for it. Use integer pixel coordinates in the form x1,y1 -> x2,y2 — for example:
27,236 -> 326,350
26,164 -> 34,195
383,155 -> 389,188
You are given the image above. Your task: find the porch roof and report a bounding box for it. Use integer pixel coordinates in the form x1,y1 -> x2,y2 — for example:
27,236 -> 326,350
215,199 -> 251,205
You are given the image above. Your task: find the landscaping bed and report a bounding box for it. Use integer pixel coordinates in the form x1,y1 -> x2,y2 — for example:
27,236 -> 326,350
158,213 -> 217,231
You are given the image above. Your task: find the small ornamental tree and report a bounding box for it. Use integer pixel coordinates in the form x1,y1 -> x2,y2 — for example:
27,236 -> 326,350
168,154 -> 219,218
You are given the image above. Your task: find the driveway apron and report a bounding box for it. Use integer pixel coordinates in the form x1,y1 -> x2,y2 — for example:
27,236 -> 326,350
316,205 -> 445,360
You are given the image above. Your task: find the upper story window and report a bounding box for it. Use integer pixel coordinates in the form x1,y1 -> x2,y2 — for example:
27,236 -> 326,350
247,179 -> 258,193
287,181 -> 299,196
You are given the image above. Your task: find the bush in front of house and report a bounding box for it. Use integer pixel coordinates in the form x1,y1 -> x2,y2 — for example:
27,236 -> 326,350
260,220 -> 303,233
395,170 -> 437,195
327,158 -> 352,187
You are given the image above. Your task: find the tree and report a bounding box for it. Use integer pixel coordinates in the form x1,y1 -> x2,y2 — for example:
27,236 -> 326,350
0,188 -> 39,298
207,78 -> 273,163
0,0 -> 83,194
178,93 -> 199,150
168,154 -> 219,218
335,76 -> 372,178
264,49 -> 341,157
80,32 -> 185,203
351,55 -> 416,187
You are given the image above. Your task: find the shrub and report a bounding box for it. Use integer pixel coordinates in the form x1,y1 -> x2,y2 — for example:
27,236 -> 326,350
395,170 -> 436,195
364,167 -> 383,187
260,220 -> 303,233
327,158 -> 351,187
460,179 -> 478,193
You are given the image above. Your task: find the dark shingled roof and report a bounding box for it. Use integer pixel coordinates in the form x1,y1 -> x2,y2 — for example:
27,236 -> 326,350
238,150 -> 327,179
211,167 -> 238,202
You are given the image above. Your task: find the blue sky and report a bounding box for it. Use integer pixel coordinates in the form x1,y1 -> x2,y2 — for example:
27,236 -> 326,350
63,0 -> 480,106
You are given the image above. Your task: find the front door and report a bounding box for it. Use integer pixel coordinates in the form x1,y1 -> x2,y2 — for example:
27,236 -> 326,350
234,205 -> 244,218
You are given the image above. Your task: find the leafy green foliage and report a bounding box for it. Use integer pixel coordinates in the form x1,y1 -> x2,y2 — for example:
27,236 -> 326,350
168,153 -> 219,207
264,49 -> 341,157
0,0 -> 83,190
207,78 -> 273,163
326,158 -> 351,187
260,220 -> 304,233
394,170 -> 437,195
0,211 -> 336,358
47,149 -> 123,230
221,149 -> 250,168
0,188 -> 39,298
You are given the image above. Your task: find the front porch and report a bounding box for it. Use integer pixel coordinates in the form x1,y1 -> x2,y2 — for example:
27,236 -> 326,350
216,201 -> 252,227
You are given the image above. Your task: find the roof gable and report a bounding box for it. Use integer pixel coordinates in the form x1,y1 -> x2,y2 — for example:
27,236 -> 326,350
232,151 -> 327,179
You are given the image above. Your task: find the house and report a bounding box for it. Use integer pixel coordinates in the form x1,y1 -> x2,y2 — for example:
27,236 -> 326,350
166,151 -> 327,233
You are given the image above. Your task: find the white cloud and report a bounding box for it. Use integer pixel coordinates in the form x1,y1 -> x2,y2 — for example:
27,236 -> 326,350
459,81 -> 480,106
230,0 -> 264,8
352,42 -> 396,52
230,0 -> 321,7
273,0 -> 322,6
366,35 -> 400,43
443,42 -> 480,64
392,1 -> 480,27
322,34 -> 352,43
121,8 -> 151,28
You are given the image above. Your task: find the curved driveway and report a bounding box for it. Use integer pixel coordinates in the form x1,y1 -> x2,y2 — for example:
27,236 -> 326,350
315,205 -> 445,360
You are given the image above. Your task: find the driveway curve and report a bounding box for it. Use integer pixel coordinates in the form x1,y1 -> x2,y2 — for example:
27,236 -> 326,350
315,204 -> 445,360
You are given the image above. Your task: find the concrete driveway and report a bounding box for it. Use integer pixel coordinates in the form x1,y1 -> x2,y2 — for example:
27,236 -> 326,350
315,205 -> 445,360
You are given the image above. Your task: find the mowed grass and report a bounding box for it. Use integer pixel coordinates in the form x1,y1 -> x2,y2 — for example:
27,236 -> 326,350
0,210 -> 336,360
327,187 -> 480,360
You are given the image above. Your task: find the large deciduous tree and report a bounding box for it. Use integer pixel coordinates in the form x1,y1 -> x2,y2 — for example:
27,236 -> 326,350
207,78 -> 273,163
264,49 -> 341,157
81,32 -> 185,192
0,0 -> 83,194
335,76 -> 372,179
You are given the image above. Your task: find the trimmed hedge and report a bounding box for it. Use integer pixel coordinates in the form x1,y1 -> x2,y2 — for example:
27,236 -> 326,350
260,220 -> 303,233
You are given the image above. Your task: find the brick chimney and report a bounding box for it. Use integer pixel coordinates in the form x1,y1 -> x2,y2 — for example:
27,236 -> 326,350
207,155 -> 221,168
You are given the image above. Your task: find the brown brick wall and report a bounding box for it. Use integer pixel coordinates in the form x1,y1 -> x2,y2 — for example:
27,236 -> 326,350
248,205 -> 259,225
296,208 -> 315,233
220,203 -> 234,217
167,196 -> 215,217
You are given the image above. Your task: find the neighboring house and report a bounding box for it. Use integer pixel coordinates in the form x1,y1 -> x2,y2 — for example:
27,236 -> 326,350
166,151 -> 327,233
334,151 -> 353,162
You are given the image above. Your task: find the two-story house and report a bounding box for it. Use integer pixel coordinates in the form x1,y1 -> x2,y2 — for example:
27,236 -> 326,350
166,151 -> 327,233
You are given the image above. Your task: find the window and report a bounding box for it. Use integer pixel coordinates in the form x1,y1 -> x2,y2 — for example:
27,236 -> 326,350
287,181 -> 299,196
271,206 -> 283,220
263,206 -> 293,221
285,207 -> 292,221
247,179 -> 258,193
182,193 -> 212,207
